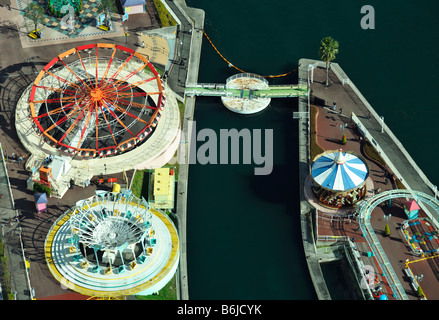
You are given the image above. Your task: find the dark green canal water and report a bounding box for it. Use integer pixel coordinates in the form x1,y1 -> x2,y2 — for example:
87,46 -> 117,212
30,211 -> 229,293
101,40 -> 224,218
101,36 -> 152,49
184,0 -> 439,299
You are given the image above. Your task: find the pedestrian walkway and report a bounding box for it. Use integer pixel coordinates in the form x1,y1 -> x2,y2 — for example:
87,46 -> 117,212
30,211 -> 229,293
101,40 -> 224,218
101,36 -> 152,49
306,60 -> 436,205
138,32 -> 170,66
185,83 -> 308,98
159,0 -> 206,301
300,58 -> 439,300
0,145 -> 31,300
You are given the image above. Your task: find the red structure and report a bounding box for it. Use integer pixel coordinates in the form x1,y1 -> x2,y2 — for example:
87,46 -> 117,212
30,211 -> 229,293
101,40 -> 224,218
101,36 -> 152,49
28,43 -> 165,158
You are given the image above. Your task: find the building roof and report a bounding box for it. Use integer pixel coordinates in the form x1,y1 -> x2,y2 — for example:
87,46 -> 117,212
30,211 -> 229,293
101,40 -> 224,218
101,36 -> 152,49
153,168 -> 171,196
311,149 -> 368,191
34,192 -> 47,204
120,0 -> 145,7
405,200 -> 420,211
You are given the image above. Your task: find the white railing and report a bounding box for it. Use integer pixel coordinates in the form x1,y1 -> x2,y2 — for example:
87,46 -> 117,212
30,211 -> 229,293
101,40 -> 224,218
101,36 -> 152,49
330,62 -> 437,200
0,143 -> 33,299
351,111 -> 439,228
353,189 -> 439,300
226,72 -> 269,86
186,83 -> 225,89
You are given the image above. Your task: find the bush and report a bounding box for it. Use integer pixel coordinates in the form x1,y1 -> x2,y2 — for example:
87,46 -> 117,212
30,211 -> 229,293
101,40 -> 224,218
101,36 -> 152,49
152,0 -> 177,27
341,134 -> 347,144
417,285 -> 424,298
33,182 -> 51,196
385,224 -> 390,236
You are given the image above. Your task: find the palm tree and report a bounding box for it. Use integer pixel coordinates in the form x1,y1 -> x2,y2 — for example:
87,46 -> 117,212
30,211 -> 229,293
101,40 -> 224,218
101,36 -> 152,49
97,0 -> 117,27
23,3 -> 45,37
319,36 -> 339,86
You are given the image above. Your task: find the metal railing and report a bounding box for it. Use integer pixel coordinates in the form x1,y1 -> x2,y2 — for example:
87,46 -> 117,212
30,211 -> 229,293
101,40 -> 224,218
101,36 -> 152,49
225,72 -> 269,86
352,189 -> 439,300
343,240 -> 373,300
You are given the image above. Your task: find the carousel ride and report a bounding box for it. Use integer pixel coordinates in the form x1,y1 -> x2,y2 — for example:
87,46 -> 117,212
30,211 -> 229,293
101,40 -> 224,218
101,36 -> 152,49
221,73 -> 271,114
16,43 -> 181,197
45,190 -> 179,297
311,149 -> 369,208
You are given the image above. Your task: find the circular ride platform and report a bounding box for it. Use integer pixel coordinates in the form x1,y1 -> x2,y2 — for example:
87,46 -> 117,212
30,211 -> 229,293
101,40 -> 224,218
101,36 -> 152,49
44,190 -> 179,297
221,73 -> 271,114
15,43 -> 181,197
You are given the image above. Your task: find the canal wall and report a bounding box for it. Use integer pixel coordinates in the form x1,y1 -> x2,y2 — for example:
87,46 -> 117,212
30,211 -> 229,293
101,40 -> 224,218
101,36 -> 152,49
163,0 -> 205,300
297,60 -> 332,300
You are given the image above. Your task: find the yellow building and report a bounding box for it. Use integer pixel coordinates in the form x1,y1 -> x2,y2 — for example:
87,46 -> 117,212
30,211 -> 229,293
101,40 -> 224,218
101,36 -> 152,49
152,168 -> 175,209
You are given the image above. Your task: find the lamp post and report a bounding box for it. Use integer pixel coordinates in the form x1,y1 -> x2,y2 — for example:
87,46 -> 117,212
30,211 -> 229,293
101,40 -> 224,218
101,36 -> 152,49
384,213 -> 391,222
336,122 -> 348,135
87,50 -> 92,68
380,116 -> 385,133
308,64 -> 315,84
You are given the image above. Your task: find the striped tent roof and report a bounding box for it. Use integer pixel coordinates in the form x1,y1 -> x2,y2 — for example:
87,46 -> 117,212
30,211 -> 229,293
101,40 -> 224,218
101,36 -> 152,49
120,0 -> 145,6
311,149 -> 368,191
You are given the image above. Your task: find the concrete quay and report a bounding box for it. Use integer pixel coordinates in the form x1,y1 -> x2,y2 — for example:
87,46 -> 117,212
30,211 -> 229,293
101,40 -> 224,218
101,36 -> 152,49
163,0 -> 205,301
0,145 -> 32,300
298,58 -> 438,300
297,60 -> 332,300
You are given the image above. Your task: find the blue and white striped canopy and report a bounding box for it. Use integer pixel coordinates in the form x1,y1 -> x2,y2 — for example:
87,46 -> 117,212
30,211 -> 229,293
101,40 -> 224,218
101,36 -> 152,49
311,150 -> 368,191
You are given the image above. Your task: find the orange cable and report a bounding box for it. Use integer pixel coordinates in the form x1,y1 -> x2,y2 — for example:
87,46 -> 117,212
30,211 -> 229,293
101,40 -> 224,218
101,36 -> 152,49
203,32 -> 297,78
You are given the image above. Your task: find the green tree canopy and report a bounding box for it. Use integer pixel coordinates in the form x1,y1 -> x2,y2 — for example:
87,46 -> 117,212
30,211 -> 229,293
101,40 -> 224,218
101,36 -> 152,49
319,36 -> 339,86
385,224 -> 390,236
23,3 -> 45,34
97,0 -> 117,26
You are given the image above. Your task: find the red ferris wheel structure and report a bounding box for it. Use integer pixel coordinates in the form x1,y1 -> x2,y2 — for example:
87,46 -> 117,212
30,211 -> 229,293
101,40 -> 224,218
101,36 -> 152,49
28,43 -> 166,158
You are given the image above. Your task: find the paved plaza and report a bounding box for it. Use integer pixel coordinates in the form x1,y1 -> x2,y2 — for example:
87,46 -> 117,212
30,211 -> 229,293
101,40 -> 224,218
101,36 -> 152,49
0,0 -> 191,299
18,0 -> 111,38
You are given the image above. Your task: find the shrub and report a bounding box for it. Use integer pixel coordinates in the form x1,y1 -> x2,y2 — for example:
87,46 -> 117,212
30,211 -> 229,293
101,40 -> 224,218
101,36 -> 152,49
341,134 -> 347,144
385,224 -> 390,236
33,182 -> 51,196
417,285 -> 424,298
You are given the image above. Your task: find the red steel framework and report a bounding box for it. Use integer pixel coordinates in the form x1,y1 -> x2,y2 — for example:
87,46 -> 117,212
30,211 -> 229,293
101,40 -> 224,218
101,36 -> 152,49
29,43 -> 166,158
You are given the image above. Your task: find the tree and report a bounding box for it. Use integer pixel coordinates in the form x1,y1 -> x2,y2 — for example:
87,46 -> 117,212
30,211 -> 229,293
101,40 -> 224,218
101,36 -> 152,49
33,182 -> 52,196
417,285 -> 424,298
319,36 -> 339,86
385,224 -> 390,236
23,2 -> 45,36
97,0 -> 117,27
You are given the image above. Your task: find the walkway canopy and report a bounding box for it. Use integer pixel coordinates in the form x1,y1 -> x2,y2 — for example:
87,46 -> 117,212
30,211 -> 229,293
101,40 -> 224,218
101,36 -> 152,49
311,149 -> 368,191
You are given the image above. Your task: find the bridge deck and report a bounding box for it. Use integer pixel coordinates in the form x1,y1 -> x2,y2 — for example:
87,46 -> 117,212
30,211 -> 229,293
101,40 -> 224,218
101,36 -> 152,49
185,84 -> 308,98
